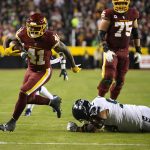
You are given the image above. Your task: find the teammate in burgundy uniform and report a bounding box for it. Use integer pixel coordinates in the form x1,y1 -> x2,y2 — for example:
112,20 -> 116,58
2,35 -> 69,117
0,13 -> 81,132
97,0 -> 141,100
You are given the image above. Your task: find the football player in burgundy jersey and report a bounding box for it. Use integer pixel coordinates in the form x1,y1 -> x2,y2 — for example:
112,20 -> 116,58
0,13 -> 81,132
2,36 -> 69,117
24,53 -> 69,116
97,0 -> 141,100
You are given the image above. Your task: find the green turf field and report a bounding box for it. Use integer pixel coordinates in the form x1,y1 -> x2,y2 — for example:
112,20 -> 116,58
0,69 -> 150,150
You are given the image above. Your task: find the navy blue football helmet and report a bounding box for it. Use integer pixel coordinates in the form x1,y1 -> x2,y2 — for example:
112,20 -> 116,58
72,99 -> 91,121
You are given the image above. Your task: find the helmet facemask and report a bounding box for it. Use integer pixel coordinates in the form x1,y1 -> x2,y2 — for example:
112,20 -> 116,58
112,0 -> 130,13
27,23 -> 47,38
26,14 -> 48,38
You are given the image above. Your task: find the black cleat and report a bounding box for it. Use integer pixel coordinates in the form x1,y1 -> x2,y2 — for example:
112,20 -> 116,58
0,119 -> 16,132
50,95 -> 62,118
25,108 -> 32,116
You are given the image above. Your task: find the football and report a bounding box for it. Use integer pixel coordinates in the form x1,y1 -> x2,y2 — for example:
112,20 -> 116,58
9,41 -> 22,51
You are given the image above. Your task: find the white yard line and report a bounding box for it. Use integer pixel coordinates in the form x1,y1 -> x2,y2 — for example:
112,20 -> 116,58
0,142 -> 149,146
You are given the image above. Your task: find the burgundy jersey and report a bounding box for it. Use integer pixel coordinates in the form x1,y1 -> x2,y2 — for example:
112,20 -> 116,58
16,27 -> 60,71
101,8 -> 139,50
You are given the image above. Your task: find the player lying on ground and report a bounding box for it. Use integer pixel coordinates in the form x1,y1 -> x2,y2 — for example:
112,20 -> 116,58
67,96 -> 150,132
0,12 -> 81,132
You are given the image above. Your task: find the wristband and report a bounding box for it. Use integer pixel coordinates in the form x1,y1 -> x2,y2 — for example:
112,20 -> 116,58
102,43 -> 109,52
135,46 -> 141,54
61,64 -> 66,69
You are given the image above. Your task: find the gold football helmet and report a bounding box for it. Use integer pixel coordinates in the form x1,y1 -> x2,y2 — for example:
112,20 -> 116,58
112,0 -> 130,13
26,13 -> 48,38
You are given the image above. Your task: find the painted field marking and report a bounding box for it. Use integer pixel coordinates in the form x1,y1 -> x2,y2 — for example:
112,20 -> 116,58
0,142 -> 149,146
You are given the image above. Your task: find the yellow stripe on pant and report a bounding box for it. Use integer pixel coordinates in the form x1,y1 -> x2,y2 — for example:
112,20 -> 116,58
102,53 -> 106,79
26,68 -> 51,95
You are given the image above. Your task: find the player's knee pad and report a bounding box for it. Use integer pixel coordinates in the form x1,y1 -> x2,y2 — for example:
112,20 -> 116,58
101,79 -> 113,86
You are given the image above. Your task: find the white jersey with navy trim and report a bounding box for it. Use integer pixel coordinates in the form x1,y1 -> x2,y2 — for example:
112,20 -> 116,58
91,96 -> 150,132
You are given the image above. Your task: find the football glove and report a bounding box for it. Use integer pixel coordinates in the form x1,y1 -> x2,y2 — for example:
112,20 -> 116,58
72,65 -> 81,73
0,47 -> 5,57
82,123 -> 96,132
67,122 -> 78,132
104,50 -> 116,62
5,45 -> 20,56
59,69 -> 68,80
134,52 -> 142,64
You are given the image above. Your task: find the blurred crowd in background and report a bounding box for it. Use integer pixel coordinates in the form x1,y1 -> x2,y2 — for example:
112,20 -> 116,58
0,0 -> 149,49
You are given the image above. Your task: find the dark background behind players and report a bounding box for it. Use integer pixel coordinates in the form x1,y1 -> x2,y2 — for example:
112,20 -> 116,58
0,0 -> 149,69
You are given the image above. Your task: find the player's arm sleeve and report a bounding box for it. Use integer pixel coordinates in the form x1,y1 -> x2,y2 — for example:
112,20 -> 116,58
131,28 -> 141,53
97,10 -> 111,52
131,9 -> 141,53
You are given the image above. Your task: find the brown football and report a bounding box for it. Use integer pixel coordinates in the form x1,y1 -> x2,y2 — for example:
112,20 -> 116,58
9,41 -> 22,51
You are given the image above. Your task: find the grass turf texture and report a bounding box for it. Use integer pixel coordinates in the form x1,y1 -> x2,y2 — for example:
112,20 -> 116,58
0,69 -> 150,150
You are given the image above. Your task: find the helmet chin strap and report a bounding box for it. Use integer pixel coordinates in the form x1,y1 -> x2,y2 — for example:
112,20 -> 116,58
30,34 -> 37,38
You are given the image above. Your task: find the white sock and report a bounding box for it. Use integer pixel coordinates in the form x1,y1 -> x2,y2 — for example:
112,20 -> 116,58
26,104 -> 34,111
40,86 -> 53,100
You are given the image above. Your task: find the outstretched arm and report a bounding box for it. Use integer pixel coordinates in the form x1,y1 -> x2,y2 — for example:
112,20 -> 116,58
54,42 -> 81,73
67,109 -> 108,132
2,37 -> 23,57
67,122 -> 98,132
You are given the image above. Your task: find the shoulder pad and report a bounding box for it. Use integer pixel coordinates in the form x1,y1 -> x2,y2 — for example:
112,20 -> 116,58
16,27 -> 25,40
101,9 -> 113,20
129,8 -> 139,20
44,30 -> 60,48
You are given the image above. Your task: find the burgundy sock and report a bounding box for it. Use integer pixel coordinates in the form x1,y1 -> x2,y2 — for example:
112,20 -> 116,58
97,84 -> 110,97
110,82 -> 123,100
27,95 -> 50,105
13,92 -> 27,120
110,87 -> 122,100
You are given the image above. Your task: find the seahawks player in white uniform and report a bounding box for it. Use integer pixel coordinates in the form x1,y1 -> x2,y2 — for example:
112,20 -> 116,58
67,96 -> 150,132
